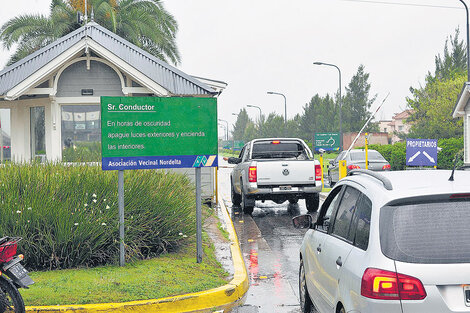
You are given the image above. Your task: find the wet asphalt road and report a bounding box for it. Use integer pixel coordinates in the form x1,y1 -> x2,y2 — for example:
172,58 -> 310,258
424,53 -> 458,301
218,161 -> 322,313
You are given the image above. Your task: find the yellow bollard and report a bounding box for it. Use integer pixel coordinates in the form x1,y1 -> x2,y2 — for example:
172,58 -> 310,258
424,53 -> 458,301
365,133 -> 369,170
319,154 -> 324,188
339,160 -> 347,180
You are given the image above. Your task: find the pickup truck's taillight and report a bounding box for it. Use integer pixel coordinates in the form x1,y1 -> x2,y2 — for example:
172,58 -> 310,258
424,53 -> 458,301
248,166 -> 257,182
361,268 -> 426,300
314,164 -> 322,181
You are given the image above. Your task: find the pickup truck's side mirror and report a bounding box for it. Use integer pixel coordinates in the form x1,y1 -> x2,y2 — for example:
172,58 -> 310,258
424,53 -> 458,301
292,214 -> 314,229
227,157 -> 242,164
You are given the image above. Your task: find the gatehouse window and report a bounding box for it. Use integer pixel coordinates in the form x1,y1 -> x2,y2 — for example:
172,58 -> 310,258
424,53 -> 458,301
61,105 -> 101,162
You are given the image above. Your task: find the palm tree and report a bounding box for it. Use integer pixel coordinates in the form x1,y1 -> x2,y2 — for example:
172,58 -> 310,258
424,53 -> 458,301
0,0 -> 180,66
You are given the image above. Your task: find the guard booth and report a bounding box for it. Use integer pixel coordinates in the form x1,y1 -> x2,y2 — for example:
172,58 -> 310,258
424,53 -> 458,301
0,22 -> 225,200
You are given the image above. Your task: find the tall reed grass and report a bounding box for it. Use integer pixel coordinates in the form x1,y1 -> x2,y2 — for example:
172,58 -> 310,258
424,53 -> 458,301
0,163 -> 196,270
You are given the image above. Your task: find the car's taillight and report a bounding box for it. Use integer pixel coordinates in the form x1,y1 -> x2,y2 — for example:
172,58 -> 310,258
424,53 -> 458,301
248,166 -> 257,182
0,243 -> 17,262
361,268 -> 426,300
348,165 -> 360,170
315,164 -> 322,181
382,164 -> 391,170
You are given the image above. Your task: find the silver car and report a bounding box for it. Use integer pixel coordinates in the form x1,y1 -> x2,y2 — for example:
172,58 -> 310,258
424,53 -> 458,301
294,169 -> 470,313
327,149 -> 390,186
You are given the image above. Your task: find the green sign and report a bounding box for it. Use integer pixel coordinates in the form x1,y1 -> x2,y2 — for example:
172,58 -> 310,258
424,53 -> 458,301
314,132 -> 341,151
101,97 -> 218,170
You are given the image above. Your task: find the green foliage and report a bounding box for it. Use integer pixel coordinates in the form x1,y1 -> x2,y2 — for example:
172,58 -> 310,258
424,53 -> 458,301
62,141 -> 101,162
231,108 -> 252,141
434,28 -> 467,80
22,235 -> 227,305
342,64 -> 378,133
437,137 -> 464,169
407,28 -> 466,140
407,74 -> 464,139
0,0 -> 180,66
0,163 -> 196,270
299,94 -> 337,141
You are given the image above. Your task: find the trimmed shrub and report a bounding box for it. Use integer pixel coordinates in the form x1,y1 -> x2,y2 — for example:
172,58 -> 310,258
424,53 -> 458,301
0,163 -> 196,271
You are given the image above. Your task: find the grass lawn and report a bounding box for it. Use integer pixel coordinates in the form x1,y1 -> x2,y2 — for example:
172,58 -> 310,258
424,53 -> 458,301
22,234 -> 229,306
219,149 -> 239,158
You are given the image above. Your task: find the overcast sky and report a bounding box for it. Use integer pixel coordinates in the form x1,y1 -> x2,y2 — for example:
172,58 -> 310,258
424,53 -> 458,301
0,0 -> 467,134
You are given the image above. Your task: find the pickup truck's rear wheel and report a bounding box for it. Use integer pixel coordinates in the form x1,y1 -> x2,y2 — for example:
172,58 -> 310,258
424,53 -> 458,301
231,181 -> 241,207
305,193 -> 320,213
241,184 -> 255,215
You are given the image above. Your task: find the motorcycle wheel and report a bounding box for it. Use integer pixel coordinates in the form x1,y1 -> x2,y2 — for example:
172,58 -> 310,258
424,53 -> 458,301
0,276 -> 25,313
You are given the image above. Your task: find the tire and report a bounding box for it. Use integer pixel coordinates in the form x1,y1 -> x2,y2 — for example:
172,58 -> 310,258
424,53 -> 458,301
0,276 -> 25,313
231,180 -> 241,207
240,183 -> 255,215
299,259 -> 314,313
327,172 -> 335,187
338,306 -> 346,313
305,193 -> 320,213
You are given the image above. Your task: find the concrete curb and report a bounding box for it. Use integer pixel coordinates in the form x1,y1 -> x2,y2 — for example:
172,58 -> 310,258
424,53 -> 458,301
26,200 -> 249,312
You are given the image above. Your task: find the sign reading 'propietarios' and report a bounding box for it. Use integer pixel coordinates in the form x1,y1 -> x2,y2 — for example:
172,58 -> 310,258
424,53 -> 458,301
101,97 -> 218,170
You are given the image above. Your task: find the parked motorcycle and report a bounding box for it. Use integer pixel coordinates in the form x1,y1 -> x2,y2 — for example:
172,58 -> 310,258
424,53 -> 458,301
0,237 -> 34,313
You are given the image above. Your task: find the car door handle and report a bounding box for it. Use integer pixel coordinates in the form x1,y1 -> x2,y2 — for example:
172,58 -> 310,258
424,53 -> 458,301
316,245 -> 321,253
336,256 -> 342,267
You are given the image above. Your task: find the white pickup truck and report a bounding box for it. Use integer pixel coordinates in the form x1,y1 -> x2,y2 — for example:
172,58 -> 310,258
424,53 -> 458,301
227,138 -> 322,214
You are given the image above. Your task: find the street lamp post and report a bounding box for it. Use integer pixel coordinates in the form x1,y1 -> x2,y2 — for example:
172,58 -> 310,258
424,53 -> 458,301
267,91 -> 287,136
218,118 -> 229,141
313,62 -> 342,151
459,0 -> 470,81
247,104 -> 262,122
218,123 -> 227,140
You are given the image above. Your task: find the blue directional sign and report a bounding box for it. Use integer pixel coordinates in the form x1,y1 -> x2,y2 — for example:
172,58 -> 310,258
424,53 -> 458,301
406,139 -> 438,167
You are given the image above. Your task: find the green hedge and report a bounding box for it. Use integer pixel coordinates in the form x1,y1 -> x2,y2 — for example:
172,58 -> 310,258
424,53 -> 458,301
0,163 -> 197,271
368,137 -> 463,170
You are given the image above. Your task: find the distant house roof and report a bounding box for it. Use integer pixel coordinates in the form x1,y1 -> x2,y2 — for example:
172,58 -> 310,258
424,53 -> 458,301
392,109 -> 413,120
0,22 -> 217,98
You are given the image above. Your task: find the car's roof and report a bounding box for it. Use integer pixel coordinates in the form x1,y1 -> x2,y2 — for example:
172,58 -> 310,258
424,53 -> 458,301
339,169 -> 470,205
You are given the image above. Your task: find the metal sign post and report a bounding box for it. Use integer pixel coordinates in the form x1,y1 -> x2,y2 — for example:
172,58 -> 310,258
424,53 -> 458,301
118,170 -> 125,266
195,167 -> 202,263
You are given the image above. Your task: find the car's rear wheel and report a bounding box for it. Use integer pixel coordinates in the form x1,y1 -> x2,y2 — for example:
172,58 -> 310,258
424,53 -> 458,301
299,259 -> 314,313
231,180 -> 241,207
327,171 -> 335,187
305,193 -> 319,213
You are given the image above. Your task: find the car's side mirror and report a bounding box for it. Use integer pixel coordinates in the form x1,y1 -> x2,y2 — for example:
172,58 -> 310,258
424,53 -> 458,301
227,157 -> 242,164
292,214 -> 314,229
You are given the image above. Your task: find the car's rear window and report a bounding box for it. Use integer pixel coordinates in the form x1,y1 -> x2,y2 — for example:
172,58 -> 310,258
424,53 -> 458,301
251,141 -> 309,159
380,200 -> 470,263
350,151 -> 385,161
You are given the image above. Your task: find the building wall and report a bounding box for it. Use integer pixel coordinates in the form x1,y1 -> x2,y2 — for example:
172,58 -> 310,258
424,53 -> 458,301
342,132 -> 389,150
56,60 -> 123,97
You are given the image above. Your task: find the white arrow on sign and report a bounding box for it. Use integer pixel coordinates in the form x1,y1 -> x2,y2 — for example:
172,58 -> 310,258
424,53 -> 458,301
326,137 -> 335,146
423,151 -> 435,163
408,151 -> 421,163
